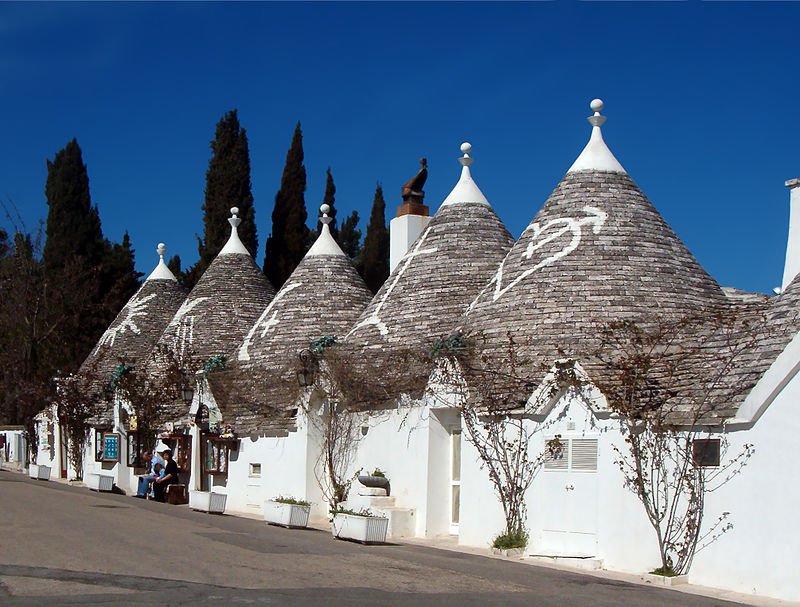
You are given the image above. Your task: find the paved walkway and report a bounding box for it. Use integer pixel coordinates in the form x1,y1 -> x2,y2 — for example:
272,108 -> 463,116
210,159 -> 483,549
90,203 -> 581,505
0,470 -> 770,606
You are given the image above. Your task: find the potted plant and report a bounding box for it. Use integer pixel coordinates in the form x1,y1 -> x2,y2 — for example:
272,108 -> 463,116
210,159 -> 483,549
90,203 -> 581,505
331,507 -> 389,544
357,467 -> 390,495
263,496 -> 312,528
643,565 -> 689,587
28,463 -> 51,481
491,529 -> 528,558
189,490 -> 227,514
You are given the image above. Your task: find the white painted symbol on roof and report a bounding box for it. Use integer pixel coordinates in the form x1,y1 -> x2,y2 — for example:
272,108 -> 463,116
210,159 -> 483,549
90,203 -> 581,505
347,225 -> 439,338
468,206 -> 607,311
166,296 -> 210,355
238,282 -> 302,361
94,291 -> 156,353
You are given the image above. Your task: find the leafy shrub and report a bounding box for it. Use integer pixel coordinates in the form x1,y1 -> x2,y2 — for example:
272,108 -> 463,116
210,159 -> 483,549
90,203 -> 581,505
273,496 -> 310,506
492,530 -> 528,550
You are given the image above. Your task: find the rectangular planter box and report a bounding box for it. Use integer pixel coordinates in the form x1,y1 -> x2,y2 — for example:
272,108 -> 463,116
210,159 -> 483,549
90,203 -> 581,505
86,473 -> 114,492
264,500 -> 311,528
189,490 -> 227,514
642,573 -> 689,587
332,513 -> 389,544
28,464 -> 51,481
491,547 -> 525,558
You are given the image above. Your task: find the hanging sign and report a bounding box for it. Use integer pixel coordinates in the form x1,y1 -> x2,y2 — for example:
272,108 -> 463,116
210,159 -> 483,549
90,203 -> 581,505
102,432 -> 121,462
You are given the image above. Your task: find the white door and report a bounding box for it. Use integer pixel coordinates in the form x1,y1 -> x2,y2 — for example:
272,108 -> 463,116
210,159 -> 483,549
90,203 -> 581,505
449,429 -> 461,535
537,436 -> 599,556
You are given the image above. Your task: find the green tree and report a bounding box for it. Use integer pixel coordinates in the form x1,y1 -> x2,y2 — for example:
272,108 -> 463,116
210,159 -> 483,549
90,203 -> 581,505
167,254 -> 183,282
0,228 -> 9,258
43,139 -> 104,273
263,122 -> 309,288
318,167 -> 339,240
338,210 -> 361,261
101,232 -> 142,319
360,184 -> 389,293
193,109 -> 257,283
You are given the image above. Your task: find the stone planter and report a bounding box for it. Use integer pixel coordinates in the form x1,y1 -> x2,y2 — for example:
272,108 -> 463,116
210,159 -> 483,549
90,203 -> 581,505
491,547 -> 525,558
189,490 -> 227,514
28,464 -> 51,481
357,475 -> 390,495
642,573 -> 689,586
85,473 -> 114,492
332,513 -> 389,544
263,500 -> 311,528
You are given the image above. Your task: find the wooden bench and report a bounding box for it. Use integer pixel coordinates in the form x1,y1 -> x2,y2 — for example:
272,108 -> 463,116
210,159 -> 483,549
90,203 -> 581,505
166,484 -> 188,505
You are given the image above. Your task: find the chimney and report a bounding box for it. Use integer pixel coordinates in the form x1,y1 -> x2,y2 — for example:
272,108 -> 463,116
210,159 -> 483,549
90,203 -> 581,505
390,158 -> 431,273
782,178 -> 800,290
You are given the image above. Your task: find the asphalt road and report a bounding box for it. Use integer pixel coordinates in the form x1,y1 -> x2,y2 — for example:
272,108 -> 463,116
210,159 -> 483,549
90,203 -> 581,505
0,470 -> 740,606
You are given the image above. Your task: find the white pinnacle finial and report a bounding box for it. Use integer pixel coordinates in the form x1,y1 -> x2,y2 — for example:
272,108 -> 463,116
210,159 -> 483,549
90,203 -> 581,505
440,141 -> 490,207
306,203 -> 344,257
320,203 -> 332,225
567,97 -> 626,174
229,207 -> 242,229
587,98 -> 607,128
146,242 -> 176,281
459,142 -> 474,167
219,206 -> 249,255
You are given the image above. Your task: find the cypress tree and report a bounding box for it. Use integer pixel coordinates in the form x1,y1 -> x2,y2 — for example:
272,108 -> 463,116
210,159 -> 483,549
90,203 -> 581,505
0,229 -> 8,259
196,109 -> 257,275
43,139 -> 105,273
338,210 -> 362,261
263,122 -> 309,288
360,184 -> 390,293
102,232 -> 142,318
167,255 -> 182,278
318,168 -> 338,240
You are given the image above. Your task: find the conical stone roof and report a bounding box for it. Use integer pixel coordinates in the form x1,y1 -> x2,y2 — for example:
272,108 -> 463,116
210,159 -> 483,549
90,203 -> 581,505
464,100 -> 727,397
156,209 -> 275,365
346,143 -> 514,351
82,244 -> 187,425
209,205 -> 373,434
335,144 -> 514,408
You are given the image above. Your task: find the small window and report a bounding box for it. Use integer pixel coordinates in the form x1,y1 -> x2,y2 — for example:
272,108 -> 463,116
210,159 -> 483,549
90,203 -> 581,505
204,437 -> 232,475
693,439 -> 720,467
249,463 -> 262,477
94,430 -> 104,462
126,432 -> 145,468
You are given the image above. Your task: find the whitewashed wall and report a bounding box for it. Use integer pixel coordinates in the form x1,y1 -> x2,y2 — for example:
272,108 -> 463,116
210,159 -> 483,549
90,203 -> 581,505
690,365 -> 800,600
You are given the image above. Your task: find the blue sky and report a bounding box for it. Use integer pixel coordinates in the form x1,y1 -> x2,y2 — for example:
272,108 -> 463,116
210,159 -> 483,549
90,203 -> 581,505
1,1 -> 798,294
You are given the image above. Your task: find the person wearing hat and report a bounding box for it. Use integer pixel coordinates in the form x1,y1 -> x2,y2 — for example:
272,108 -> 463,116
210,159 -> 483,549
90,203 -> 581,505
152,447 -> 178,503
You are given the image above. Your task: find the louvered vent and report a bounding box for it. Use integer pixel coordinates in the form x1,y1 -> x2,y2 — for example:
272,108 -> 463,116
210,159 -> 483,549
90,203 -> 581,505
544,438 -> 568,470
571,439 -> 598,472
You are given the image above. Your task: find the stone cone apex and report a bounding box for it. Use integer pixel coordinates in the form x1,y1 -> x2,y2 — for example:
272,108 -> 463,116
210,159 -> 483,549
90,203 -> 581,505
307,204 -> 346,257
347,141 -> 514,349
79,242 -> 188,426
154,207 -> 276,368
568,99 -> 626,174
464,99 -> 727,402
440,142 -> 491,207
210,205 -> 372,434
219,207 -> 251,256
147,243 -> 178,281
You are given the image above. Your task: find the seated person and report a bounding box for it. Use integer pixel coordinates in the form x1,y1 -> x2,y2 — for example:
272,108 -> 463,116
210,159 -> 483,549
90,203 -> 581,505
147,463 -> 165,500
135,450 -> 166,498
152,448 -> 179,503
